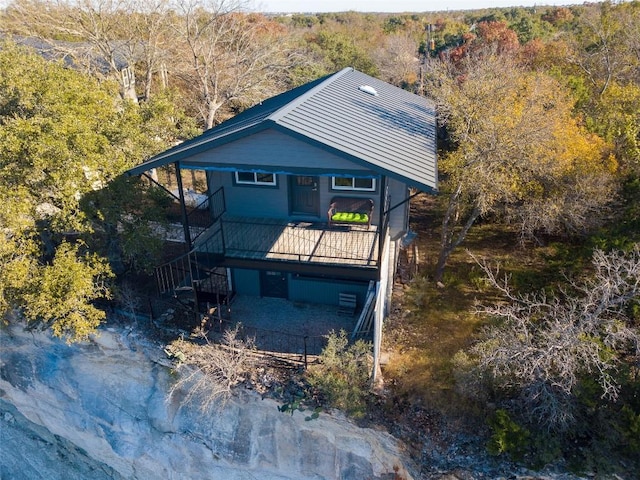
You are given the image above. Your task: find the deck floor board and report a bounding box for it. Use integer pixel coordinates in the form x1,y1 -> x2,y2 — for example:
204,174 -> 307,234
195,216 -> 379,267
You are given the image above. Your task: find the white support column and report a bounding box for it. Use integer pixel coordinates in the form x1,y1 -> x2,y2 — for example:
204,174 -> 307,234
372,232 -> 391,384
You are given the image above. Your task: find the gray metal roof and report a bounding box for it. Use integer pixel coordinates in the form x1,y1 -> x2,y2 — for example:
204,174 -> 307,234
127,68 -> 437,192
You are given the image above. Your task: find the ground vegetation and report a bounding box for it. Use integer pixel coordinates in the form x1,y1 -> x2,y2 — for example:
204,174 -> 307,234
1,1 -> 639,475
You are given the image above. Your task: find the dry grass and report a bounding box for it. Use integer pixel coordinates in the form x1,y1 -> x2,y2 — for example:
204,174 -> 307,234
382,194 -> 573,416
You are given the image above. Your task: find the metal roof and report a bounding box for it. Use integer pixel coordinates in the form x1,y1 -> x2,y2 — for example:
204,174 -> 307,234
127,68 -> 437,192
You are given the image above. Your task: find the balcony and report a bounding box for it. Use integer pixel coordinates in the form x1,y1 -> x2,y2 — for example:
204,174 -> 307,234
194,215 -> 380,270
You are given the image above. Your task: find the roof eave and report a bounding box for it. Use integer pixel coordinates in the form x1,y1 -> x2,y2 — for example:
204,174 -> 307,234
125,122 -> 272,176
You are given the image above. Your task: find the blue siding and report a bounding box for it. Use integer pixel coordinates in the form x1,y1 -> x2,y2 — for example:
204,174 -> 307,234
209,171 -> 290,219
289,275 -> 369,306
185,130 -> 370,172
232,269 -> 261,296
200,130 -> 411,227
232,268 -> 368,306
208,168 -> 394,224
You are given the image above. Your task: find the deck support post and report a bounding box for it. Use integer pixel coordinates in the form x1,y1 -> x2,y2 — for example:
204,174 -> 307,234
175,162 -> 193,251
376,177 -> 388,273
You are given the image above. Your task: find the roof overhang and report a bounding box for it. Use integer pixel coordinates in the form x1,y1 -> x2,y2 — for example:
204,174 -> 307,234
127,124 -> 437,194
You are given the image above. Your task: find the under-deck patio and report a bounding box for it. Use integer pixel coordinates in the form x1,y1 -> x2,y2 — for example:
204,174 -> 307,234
195,215 -> 380,268
223,295 -> 366,357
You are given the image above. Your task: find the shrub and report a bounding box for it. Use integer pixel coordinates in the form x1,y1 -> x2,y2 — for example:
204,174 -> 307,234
618,405 -> 640,455
166,325 -> 256,412
487,409 -> 531,461
306,330 -> 372,418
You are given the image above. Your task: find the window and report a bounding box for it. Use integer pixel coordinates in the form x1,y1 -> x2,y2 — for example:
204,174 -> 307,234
331,176 -> 376,192
234,171 -> 277,186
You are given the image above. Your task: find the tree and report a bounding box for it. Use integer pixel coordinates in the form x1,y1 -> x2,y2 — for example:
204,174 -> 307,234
427,54 -> 617,282
304,29 -> 378,77
306,330 -> 372,419
171,0 -> 293,128
24,243 -> 113,343
474,20 -> 520,54
373,34 -> 419,88
126,0 -> 174,100
509,14 -> 551,44
0,40 -> 172,340
566,3 -> 640,175
468,246 -> 640,432
569,1 -> 639,97
5,0 -> 144,100
585,81 -> 640,175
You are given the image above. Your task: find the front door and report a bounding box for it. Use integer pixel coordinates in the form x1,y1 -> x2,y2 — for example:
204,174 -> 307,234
290,176 -> 320,216
260,270 -> 288,298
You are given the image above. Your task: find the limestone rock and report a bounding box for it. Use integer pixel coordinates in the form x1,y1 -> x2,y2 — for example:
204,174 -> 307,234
0,324 -> 414,480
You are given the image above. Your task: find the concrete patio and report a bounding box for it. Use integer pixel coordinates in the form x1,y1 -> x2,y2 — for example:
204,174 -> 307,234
218,295 -> 362,357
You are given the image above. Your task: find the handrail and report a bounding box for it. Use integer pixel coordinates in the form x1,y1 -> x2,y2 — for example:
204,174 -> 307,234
187,186 -> 226,243
154,250 -> 194,295
219,218 -> 379,265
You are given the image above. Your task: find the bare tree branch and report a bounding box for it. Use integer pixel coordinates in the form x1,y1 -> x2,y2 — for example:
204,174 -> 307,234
166,324 -> 256,413
468,245 -> 640,432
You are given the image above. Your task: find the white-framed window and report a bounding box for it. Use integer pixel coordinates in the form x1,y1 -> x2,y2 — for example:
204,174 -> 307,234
331,176 -> 376,192
234,171 -> 277,186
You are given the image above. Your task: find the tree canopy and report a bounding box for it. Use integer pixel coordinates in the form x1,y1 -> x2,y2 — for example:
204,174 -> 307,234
427,54 -> 617,280
0,40 -> 191,341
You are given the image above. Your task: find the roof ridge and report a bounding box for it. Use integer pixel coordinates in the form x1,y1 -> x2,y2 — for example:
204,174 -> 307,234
268,67 -> 354,122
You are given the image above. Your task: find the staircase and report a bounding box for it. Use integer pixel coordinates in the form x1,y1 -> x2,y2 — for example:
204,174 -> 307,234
154,242 -> 232,319
153,185 -> 231,320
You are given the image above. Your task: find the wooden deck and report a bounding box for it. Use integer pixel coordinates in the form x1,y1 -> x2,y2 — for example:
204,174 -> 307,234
196,216 -> 379,267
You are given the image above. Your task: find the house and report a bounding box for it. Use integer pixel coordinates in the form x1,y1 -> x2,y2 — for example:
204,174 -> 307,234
126,67 -> 437,374
2,34 -> 138,101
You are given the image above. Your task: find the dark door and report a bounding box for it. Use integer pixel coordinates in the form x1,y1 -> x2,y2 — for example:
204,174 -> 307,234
260,270 -> 288,298
290,176 -> 320,216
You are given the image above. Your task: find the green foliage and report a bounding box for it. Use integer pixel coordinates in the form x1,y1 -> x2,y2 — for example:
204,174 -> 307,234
23,243 -> 113,343
487,409 -> 531,461
80,176 -> 167,274
585,81 -> 640,175
619,405 -> 640,455
405,276 -> 431,307
0,39 -> 177,340
306,330 -> 372,418
383,16 -> 406,34
278,394 -> 305,415
288,14 -> 318,29
137,90 -> 201,156
589,175 -> 640,252
277,395 -> 322,421
508,14 -> 552,43
306,30 -> 378,76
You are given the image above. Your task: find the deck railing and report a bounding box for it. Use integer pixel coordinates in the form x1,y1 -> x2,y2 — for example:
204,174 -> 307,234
204,217 -> 380,266
186,186 -> 226,243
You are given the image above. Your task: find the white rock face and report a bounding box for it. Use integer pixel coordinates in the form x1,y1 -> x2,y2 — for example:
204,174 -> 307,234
0,324 -> 414,480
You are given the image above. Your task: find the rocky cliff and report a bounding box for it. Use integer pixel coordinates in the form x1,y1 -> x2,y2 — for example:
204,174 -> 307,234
0,323 -> 414,479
